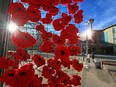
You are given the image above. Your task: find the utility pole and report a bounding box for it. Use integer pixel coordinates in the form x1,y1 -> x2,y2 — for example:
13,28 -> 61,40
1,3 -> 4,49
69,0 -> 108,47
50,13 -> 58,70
88,19 -> 94,53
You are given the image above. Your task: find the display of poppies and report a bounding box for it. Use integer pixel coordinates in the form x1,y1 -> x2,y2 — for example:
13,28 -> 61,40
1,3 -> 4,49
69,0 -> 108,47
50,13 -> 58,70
0,0 -> 84,87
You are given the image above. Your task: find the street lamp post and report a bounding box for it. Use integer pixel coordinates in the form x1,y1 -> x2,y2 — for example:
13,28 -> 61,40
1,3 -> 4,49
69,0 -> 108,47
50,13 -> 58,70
86,19 -> 94,56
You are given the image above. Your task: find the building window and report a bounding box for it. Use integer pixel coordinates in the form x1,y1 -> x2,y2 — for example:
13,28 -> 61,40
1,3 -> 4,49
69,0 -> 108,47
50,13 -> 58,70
104,32 -> 109,43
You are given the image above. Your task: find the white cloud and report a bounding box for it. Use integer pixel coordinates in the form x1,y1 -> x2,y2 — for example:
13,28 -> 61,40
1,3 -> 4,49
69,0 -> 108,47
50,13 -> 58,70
94,15 -> 116,29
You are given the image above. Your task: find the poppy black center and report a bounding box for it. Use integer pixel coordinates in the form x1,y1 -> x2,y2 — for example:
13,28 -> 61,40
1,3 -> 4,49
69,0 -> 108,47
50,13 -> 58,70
38,58 -> 41,61
20,72 -> 26,76
61,50 -> 65,55
8,73 -> 14,77
32,11 -> 36,13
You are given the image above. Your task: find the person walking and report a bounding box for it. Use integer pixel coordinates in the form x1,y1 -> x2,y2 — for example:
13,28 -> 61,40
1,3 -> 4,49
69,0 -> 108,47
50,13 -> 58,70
87,54 -> 90,63
91,52 -> 94,62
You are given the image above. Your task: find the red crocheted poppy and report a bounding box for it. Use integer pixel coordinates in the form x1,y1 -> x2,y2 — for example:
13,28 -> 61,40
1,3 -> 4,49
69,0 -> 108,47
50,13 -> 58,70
55,70 -> 71,86
61,13 -> 72,26
9,3 -> 28,26
41,32 -> 52,41
68,35 -> 79,44
61,59 -> 71,69
29,75 -> 42,87
66,24 -> 79,34
12,63 -> 34,87
11,29 -> 37,48
54,45 -> 70,60
0,69 -> 16,86
27,5 -> 41,22
41,13 -> 53,24
53,18 -> 64,31
21,0 -> 28,3
42,66 -> 55,78
68,3 -> 79,14
41,0 -> 53,11
41,84 -> 49,87
68,46 -> 81,56
73,0 -> 84,2
71,75 -> 81,86
15,48 -> 30,61
32,54 -> 45,67
60,29 -> 69,39
52,0 -> 60,5
28,0 -> 41,8
48,58 -> 61,69
74,10 -> 83,24
61,0 -> 72,5
49,6 -> 59,16
40,40 -> 54,53
72,59 -> 83,72
9,3 -> 26,15
52,34 -> 65,45
48,81 -> 55,87
35,24 -> 46,34
0,57 -> 14,69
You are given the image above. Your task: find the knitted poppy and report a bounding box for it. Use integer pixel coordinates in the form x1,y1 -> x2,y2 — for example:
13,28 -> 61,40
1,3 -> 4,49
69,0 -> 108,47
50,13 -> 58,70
12,63 -> 34,87
74,10 -> 83,24
11,13 -> 28,26
41,84 -> 48,87
28,0 -> 41,8
68,3 -> 79,14
61,13 -> 72,26
73,0 -> 84,2
29,75 -> 42,87
61,59 -> 71,69
41,13 -> 53,24
27,5 -> 41,22
42,65 -> 55,78
53,18 -> 64,31
48,81 -> 55,87
52,0 -> 60,5
66,24 -> 79,34
52,34 -> 65,45
54,45 -> 70,60
0,69 -> 16,86
60,29 -> 69,39
55,70 -> 71,85
32,54 -> 45,67
41,32 -> 52,41
35,24 -> 46,34
48,58 -> 61,69
40,40 -> 54,53
71,75 -> 81,86
15,48 -> 26,60
49,6 -> 59,16
41,0 -> 52,11
9,3 -> 28,26
72,59 -> 83,72
68,46 -> 81,56
9,3 -> 26,16
13,60 -> 20,69
11,29 -> 37,48
0,57 -> 14,69
68,35 -> 79,44
21,0 -> 28,3
61,0 -> 72,5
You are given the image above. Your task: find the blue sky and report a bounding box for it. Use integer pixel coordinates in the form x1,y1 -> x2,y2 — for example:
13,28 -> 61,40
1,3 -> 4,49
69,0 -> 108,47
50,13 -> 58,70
80,0 -> 116,32
13,0 -> 116,33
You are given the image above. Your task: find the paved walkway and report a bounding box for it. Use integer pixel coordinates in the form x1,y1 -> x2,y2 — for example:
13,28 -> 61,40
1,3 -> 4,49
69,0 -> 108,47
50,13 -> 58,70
80,59 -> 116,87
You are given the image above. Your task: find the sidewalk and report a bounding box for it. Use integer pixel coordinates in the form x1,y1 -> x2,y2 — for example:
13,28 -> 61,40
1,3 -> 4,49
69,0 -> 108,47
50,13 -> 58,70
80,59 -> 116,87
